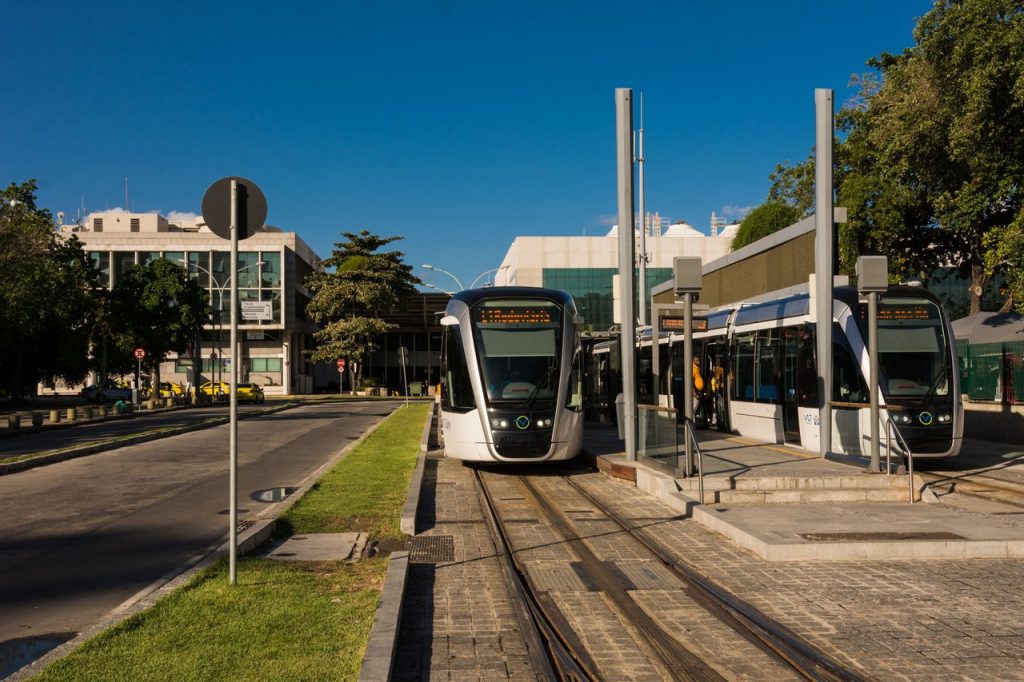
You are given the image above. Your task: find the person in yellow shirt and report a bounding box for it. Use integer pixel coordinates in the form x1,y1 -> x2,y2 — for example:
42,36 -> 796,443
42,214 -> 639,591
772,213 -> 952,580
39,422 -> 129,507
692,355 -> 705,425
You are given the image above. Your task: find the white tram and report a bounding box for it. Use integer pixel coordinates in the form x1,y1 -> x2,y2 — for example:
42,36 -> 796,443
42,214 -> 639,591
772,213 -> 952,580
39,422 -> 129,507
439,287 -> 584,462
593,284 -> 963,459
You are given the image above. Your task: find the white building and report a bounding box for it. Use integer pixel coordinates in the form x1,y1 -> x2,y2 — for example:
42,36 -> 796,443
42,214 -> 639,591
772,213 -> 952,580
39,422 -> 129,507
495,219 -> 738,331
69,210 -> 322,394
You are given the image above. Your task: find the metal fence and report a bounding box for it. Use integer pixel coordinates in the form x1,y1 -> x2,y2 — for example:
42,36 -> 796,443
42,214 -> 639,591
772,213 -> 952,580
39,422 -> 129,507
958,340 -> 1024,404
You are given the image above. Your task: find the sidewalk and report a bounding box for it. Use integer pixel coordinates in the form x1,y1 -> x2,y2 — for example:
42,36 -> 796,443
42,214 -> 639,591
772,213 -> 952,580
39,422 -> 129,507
582,425 -> 1024,561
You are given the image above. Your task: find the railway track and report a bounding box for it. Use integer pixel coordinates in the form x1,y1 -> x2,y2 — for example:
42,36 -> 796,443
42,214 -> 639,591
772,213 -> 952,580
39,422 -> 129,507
472,465 -> 864,682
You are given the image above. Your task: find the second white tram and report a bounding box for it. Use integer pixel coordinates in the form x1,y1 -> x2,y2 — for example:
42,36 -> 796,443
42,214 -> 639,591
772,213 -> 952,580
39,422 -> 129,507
590,284 -> 963,459
440,287 -> 584,462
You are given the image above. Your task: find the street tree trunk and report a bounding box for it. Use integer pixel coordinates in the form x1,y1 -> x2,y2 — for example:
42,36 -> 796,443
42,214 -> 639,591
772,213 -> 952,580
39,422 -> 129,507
970,262 -> 988,316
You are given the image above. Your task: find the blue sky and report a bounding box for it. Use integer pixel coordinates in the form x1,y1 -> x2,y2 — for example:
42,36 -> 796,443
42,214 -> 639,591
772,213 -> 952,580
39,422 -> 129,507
3,0 -> 930,291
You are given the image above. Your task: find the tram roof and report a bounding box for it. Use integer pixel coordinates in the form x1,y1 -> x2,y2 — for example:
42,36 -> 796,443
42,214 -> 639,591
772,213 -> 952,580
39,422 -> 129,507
449,286 -> 576,308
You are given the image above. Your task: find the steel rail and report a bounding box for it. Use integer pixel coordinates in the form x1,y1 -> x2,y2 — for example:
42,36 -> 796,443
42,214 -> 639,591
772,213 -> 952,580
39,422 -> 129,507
472,467 -> 596,681
563,476 -> 866,682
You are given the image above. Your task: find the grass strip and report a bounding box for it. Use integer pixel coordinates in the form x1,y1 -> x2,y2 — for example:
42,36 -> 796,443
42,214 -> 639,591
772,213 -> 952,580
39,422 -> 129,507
282,401 -> 430,540
32,402 -> 430,682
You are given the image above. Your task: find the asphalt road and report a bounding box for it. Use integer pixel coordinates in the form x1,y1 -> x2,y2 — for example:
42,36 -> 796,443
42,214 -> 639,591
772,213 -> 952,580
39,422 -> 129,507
0,401 -> 399,669
0,403 -> 274,460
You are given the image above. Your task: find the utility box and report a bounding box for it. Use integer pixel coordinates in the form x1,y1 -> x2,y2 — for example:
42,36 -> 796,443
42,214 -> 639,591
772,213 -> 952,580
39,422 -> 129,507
856,256 -> 888,293
674,257 -> 703,295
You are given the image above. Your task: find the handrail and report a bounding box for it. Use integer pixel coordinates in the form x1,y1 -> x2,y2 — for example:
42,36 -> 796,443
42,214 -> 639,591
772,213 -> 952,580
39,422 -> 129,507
681,417 -> 705,506
886,417 -> 916,503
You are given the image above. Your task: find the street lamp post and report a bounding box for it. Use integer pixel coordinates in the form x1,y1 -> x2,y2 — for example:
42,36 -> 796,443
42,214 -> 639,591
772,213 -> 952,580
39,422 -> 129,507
470,268 -> 500,289
422,264 -> 464,291
176,258 -> 265,397
423,283 -> 455,296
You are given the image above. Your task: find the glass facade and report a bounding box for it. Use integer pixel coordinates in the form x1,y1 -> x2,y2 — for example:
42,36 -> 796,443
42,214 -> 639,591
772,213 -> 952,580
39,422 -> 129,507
88,249 -> 284,325
542,267 -> 673,331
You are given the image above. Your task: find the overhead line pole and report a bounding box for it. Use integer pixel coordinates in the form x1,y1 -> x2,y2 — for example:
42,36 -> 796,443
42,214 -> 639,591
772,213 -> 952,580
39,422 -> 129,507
616,88 -> 637,461
637,93 -> 647,327
815,89 -> 834,459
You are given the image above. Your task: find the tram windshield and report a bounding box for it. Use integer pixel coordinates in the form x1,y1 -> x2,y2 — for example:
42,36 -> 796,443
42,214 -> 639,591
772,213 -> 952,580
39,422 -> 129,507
855,297 -> 950,400
473,299 -> 562,405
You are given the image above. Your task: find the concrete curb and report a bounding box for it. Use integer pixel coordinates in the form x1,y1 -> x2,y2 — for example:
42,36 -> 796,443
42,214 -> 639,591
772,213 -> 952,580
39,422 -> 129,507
5,403 -> 400,681
358,551 -> 410,682
0,402 -> 301,476
401,402 -> 434,536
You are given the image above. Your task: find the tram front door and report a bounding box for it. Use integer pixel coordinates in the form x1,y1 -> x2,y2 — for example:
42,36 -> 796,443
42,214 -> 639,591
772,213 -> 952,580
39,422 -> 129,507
782,327 -> 801,443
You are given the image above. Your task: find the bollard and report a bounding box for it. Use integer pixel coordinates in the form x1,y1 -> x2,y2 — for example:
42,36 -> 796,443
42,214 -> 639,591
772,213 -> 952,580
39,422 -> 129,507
98,405 -> 108,418
67,407 -> 77,421
146,399 -> 156,411
50,409 -> 60,423
32,412 -> 44,427
82,405 -> 93,420
164,398 -> 173,408
7,414 -> 20,430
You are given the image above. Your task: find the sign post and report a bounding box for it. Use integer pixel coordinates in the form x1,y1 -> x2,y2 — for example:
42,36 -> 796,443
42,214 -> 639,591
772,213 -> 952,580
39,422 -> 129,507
133,347 -> 145,404
201,176 -> 266,586
337,358 -> 346,395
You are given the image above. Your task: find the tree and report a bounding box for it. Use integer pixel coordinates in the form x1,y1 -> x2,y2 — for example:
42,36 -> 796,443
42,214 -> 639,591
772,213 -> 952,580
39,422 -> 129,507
108,258 -> 209,395
730,202 -> 802,251
0,180 -> 99,403
306,230 -> 420,391
765,1 -> 1024,313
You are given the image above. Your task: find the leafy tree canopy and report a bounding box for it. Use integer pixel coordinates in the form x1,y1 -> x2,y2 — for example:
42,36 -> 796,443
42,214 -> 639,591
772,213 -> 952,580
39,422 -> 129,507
305,231 -> 420,385
0,180 -> 99,402
730,202 -> 802,251
109,258 -> 210,390
765,0 -> 1024,313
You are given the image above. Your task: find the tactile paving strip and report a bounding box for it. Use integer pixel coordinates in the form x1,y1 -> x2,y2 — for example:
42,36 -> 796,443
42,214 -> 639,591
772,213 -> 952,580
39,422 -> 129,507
611,561 -> 681,590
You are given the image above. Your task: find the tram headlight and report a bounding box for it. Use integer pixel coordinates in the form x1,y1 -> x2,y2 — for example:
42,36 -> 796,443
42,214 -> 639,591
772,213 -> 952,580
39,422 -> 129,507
937,413 -> 952,424
894,414 -> 914,425
490,418 -> 510,429
538,418 -> 552,428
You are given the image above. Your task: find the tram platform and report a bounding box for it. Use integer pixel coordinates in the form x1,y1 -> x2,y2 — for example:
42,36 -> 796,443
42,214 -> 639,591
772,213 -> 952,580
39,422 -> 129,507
582,424 -> 1024,561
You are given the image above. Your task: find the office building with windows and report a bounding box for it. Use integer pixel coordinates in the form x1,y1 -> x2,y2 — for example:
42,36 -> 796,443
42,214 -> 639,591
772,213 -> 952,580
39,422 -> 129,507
70,210 -> 321,394
494,219 -> 738,331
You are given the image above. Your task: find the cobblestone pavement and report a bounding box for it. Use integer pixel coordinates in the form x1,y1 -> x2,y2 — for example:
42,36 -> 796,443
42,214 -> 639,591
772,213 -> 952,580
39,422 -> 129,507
576,470 -> 1024,682
393,456 -> 543,681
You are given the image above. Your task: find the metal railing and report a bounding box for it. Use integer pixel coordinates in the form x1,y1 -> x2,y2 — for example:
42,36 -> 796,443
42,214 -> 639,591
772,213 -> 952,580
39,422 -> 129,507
885,416 -> 916,504
681,417 -> 706,506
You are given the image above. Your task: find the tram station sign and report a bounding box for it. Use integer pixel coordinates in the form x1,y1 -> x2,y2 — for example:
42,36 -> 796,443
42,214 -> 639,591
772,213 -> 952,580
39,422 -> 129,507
659,316 -> 708,333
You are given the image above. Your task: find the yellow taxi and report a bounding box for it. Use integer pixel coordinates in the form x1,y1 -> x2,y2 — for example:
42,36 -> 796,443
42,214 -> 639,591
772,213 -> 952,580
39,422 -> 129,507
159,381 -> 184,398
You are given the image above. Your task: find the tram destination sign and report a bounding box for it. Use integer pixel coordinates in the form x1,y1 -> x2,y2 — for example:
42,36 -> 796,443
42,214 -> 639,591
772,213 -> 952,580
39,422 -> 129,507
660,316 -> 708,333
476,307 -> 555,325
858,304 -> 934,322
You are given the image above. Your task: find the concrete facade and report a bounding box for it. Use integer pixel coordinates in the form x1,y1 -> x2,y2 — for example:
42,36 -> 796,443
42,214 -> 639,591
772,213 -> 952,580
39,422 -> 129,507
68,210 -> 321,395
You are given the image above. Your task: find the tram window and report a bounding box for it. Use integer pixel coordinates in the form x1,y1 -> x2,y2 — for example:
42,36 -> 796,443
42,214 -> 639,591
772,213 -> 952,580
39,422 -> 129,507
797,326 -> 818,408
442,328 -> 475,411
833,328 -> 868,403
755,329 -> 781,403
732,333 -> 756,401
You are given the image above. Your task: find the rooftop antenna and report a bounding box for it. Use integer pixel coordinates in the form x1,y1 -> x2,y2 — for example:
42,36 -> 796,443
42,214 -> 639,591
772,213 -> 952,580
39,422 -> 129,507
125,177 -> 129,211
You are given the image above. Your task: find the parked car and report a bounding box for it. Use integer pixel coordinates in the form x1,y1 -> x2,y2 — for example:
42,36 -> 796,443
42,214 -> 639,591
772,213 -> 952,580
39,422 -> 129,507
158,381 -> 184,398
197,381 -> 265,403
81,381 -> 133,403
237,382 -> 265,404
198,381 -> 230,397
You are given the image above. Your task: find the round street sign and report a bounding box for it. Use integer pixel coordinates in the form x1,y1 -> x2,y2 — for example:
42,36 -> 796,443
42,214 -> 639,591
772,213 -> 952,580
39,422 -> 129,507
337,358 -> 346,370
134,348 -> 146,359
201,176 -> 267,240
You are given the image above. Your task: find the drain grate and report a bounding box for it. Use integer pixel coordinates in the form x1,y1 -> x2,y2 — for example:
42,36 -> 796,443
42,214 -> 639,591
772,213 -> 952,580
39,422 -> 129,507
409,535 -> 455,563
237,519 -> 257,533
799,531 -> 966,542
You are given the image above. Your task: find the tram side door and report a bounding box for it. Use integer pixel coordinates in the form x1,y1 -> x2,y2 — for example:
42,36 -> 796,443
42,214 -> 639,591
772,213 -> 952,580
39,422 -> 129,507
782,327 -> 801,443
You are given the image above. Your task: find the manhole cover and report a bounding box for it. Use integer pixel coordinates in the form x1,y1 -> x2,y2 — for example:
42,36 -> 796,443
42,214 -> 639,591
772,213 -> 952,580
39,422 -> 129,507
409,535 -> 455,563
799,531 -> 966,542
